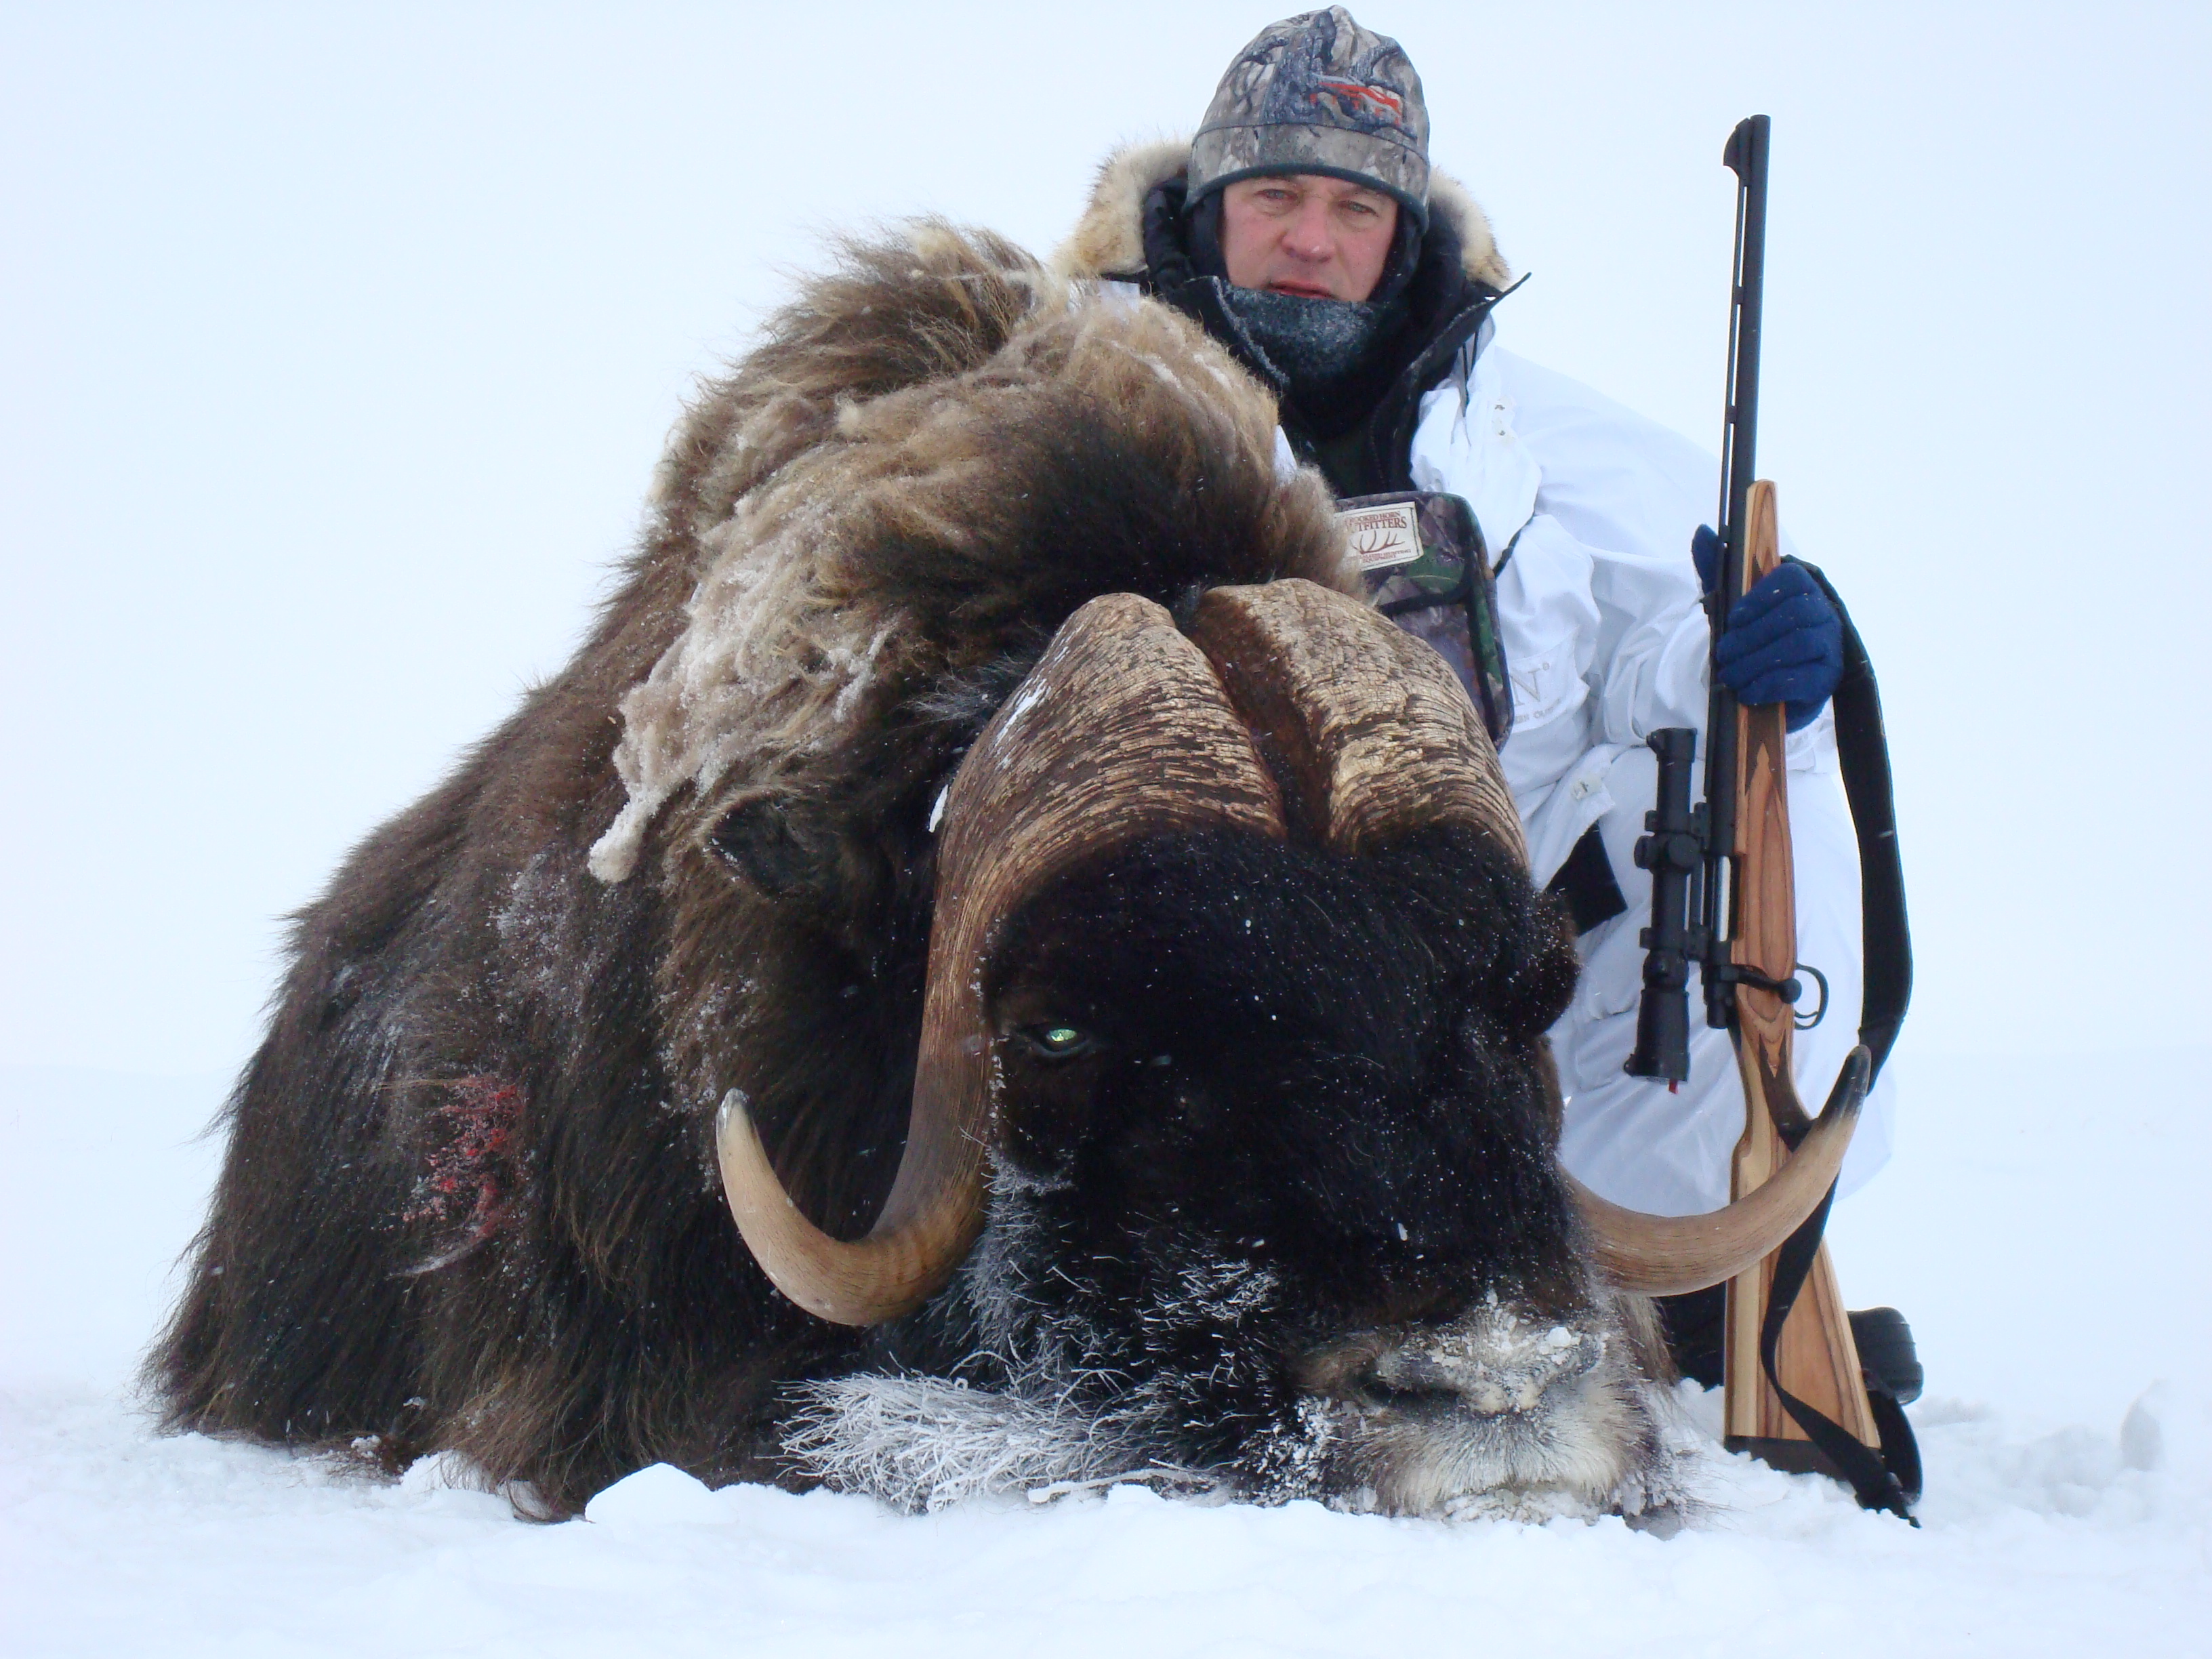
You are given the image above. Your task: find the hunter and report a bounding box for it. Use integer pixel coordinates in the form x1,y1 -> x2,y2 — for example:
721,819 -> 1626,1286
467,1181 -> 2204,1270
1051,7 -> 1891,1376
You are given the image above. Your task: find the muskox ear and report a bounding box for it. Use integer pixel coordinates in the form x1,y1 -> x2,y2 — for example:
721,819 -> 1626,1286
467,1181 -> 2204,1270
706,795 -> 827,898
1491,890 -> 1580,1042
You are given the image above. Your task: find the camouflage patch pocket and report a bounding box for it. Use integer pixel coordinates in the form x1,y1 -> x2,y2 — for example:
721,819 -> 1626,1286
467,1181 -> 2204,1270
1337,491 -> 1514,747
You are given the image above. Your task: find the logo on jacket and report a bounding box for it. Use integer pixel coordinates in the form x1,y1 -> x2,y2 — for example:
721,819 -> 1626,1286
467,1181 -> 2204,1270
1312,79 -> 1406,129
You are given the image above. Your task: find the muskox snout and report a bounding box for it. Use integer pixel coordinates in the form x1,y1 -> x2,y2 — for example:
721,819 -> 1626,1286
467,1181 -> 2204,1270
1356,1319 -> 1605,1418
1310,1300 -> 1607,1422
1289,1294 -> 1666,1520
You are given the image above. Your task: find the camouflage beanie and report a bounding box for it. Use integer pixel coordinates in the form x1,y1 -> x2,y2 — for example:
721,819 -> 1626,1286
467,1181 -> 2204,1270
1189,8 -> 1431,226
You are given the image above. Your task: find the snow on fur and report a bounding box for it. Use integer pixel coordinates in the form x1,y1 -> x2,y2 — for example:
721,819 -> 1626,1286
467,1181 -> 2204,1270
588,226 -> 1336,882
783,1374 -> 1162,1513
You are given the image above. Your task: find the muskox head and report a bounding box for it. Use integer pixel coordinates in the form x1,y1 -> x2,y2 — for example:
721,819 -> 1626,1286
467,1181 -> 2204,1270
722,581 -> 1862,1519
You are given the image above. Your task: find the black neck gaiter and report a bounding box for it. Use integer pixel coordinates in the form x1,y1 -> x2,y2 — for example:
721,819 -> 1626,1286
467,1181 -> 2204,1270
1214,285 -> 1403,412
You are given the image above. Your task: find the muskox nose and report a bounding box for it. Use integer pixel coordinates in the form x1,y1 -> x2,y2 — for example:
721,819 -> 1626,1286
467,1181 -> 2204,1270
1349,1311 -> 1605,1419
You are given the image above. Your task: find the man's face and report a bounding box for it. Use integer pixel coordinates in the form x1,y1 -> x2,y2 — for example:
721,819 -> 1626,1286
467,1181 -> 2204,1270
1218,173 -> 1401,303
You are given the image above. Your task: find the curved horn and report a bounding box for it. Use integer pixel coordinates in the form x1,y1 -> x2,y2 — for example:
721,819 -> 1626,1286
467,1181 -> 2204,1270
718,593 -> 1284,1324
1189,580 -> 1525,863
1187,578 -> 1859,1296
1567,1047 -> 1869,1296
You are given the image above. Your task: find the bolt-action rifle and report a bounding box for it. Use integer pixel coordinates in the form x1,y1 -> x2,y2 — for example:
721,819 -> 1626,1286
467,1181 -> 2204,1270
1625,117 -> 1917,1517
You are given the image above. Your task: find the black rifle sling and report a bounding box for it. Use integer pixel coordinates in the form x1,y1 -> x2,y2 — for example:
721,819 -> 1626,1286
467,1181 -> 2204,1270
1793,559 -> 1912,1078
1753,562 -> 1919,1519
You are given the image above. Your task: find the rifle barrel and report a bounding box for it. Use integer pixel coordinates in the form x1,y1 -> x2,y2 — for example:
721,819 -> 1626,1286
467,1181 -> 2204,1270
1702,113 -> 1771,1029
1719,115 -> 1770,551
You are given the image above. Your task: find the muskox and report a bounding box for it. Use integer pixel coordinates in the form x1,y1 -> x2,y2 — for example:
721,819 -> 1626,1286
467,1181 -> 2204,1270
150,225 -> 1857,1521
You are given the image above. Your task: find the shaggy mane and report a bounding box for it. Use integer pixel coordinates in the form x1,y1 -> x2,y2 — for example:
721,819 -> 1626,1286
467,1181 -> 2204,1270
148,219 -> 1357,1515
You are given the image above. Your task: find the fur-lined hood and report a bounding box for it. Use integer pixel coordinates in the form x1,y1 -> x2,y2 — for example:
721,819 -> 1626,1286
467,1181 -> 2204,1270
1051,138 -> 1512,292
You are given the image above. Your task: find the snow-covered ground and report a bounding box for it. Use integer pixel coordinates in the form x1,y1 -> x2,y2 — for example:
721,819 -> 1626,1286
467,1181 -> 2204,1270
5,6 -> 2209,1652
6,1048 -> 2208,1656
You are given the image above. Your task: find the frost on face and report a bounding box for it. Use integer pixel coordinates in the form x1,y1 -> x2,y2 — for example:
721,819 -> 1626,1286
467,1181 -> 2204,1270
783,1154 -> 1683,1523
811,1144 -> 1692,1519
1302,1288 -> 1696,1524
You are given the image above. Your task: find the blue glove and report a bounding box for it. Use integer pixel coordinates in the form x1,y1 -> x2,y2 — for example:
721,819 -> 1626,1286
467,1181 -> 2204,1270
1690,525 -> 1842,733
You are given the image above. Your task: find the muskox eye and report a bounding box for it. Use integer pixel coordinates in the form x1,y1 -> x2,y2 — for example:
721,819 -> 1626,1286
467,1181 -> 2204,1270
707,797 -> 818,897
1017,1023 -> 1097,1061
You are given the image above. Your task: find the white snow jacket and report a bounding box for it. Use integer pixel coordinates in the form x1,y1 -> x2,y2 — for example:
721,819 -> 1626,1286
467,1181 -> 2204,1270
1056,142 -> 1895,1214
1411,338 -> 1893,1212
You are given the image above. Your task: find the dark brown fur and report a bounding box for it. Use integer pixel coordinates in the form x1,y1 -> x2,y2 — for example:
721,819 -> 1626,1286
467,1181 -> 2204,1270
148,224 -> 1354,1513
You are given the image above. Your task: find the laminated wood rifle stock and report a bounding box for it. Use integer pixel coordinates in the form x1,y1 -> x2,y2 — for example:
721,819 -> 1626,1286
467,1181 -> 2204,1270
1719,482 -> 1881,1465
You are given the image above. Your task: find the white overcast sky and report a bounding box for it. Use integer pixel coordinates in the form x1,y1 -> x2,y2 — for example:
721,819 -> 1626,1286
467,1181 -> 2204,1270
3,1 -> 2207,1079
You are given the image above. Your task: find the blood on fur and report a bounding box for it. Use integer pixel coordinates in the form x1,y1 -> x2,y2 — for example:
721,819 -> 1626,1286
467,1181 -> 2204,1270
403,1074 -> 523,1243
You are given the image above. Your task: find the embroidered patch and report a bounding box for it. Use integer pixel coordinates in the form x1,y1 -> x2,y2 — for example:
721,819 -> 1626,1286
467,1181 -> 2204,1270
1336,501 -> 1420,572
1312,79 -> 1405,127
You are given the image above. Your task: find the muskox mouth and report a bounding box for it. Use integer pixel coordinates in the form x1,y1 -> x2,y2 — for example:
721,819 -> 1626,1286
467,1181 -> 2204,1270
779,1351 -> 1689,1523
1289,1296 -> 1691,1523
781,1248 -> 1692,1523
